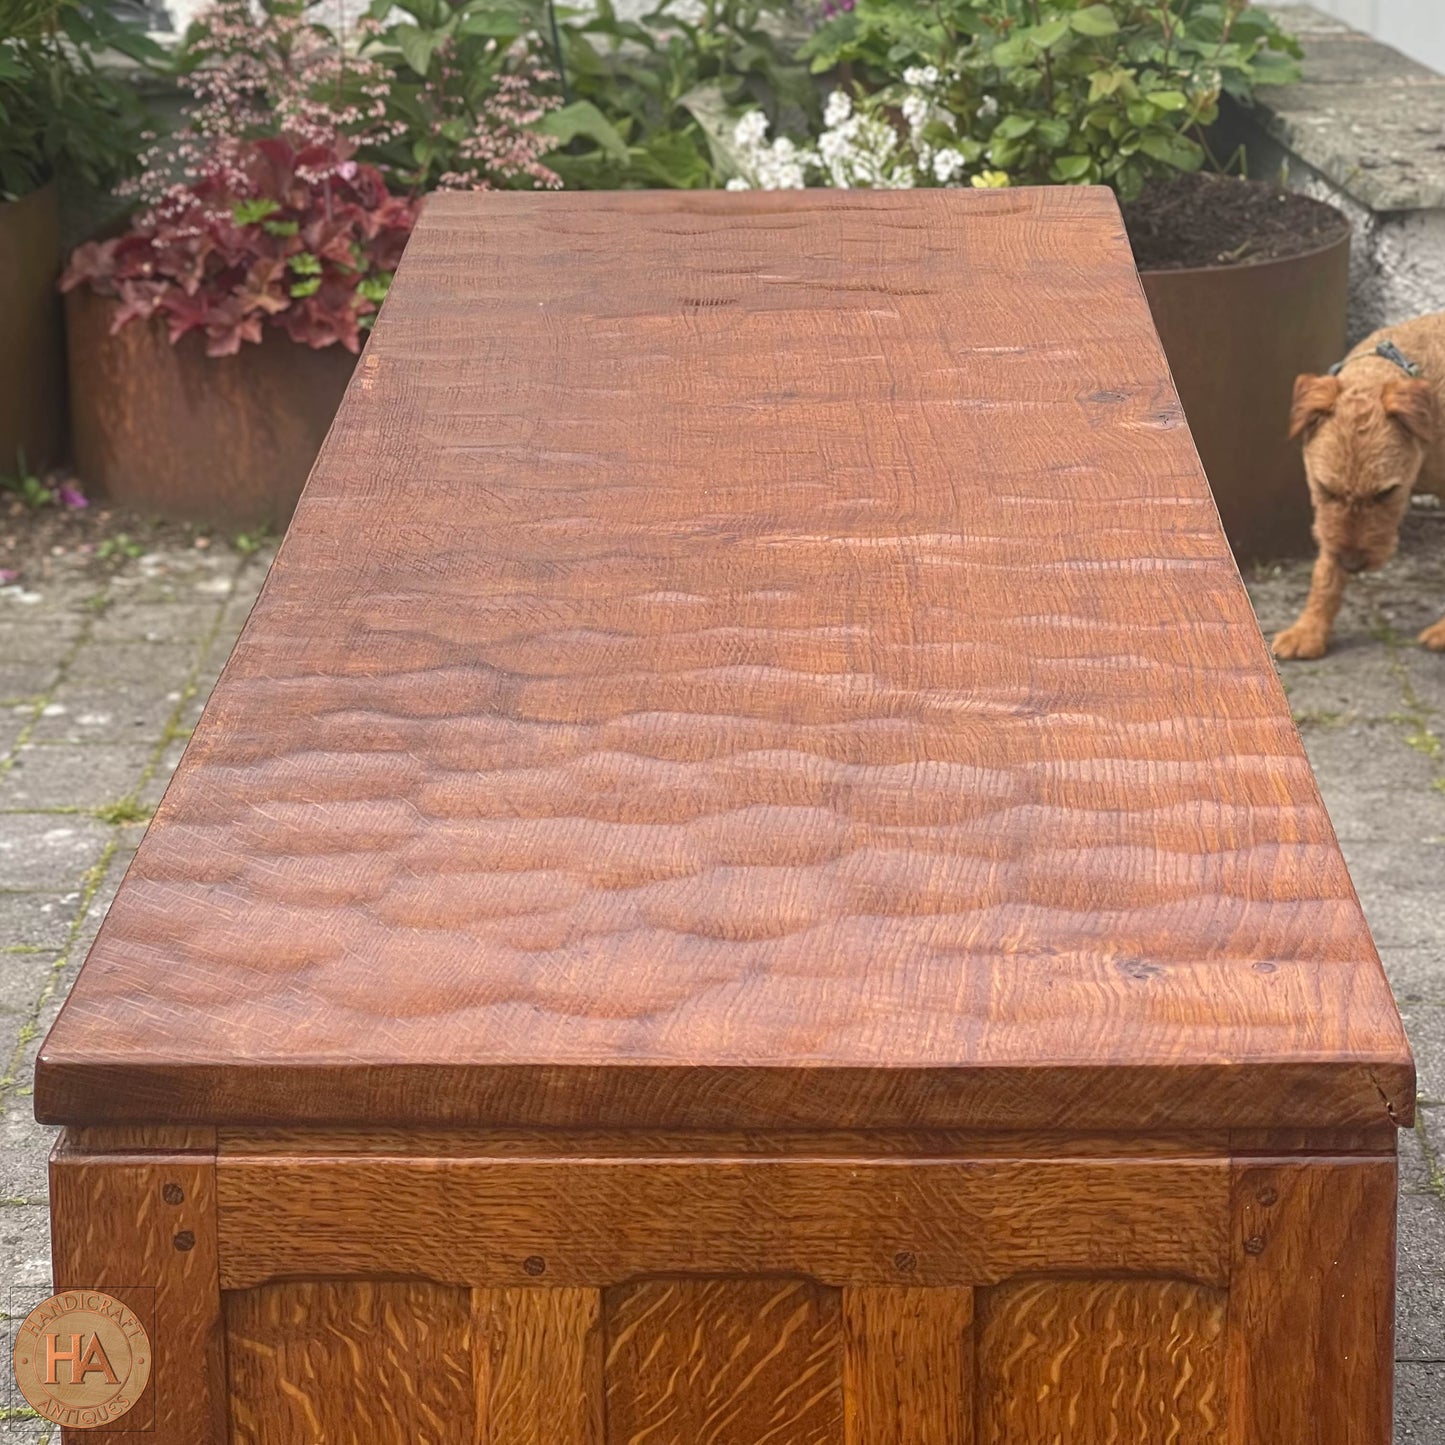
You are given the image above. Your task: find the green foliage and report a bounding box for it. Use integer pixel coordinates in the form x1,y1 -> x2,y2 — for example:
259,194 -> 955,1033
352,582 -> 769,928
803,0 -> 1300,198
356,0 -> 560,192
0,452 -> 50,508
0,0 -> 163,201
96,532 -> 144,561
93,796 -> 151,825
545,0 -> 818,189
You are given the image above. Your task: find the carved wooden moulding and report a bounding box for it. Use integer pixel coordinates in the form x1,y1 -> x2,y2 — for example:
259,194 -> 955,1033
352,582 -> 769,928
38,189 -> 1412,1443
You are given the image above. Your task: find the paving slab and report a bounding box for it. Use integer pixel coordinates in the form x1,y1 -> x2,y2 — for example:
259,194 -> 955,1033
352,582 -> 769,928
1397,1192 -> 1445,1361
1381,946 -> 1445,1008
0,744 -> 156,813
1398,1365 -> 1445,1443
25,643 -> 202,745
89,599 -> 220,645
0,896 -> 75,956
1401,1003 -> 1445,1105
0,817 -> 111,895
0,953 -> 60,1039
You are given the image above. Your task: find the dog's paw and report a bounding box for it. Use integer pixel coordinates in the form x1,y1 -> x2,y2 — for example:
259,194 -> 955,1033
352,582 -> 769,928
1420,618 -> 1445,651
1272,623 -> 1329,660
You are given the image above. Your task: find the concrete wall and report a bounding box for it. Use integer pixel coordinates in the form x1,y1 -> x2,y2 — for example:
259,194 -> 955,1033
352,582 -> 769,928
1303,0 -> 1445,76
1243,7 -> 1445,340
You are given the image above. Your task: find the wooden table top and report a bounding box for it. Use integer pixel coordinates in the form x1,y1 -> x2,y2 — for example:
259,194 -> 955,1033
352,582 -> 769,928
37,189 -> 1413,1132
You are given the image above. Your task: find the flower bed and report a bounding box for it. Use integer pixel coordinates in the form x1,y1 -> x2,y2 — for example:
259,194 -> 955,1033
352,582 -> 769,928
36,0 -> 1336,541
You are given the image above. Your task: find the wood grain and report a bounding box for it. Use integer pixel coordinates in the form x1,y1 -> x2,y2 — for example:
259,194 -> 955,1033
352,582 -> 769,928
225,1281 -> 474,1444
475,1287 -> 603,1445
842,1286 -> 972,1445
49,1143 -> 224,1443
66,1125 -> 216,1153
604,1278 -> 842,1445
977,1279 -> 1226,1444
34,187 -> 1411,1133
215,1127 -> 1237,1159
1226,1158 -> 1395,1444
214,1155 -> 1230,1291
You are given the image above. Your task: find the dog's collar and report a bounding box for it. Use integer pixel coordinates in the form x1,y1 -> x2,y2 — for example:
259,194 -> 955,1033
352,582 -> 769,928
1329,339 -> 1422,379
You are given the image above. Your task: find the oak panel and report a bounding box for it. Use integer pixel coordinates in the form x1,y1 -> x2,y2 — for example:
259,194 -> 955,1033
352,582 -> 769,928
225,1281 -> 474,1444
604,1278 -> 842,1445
1226,1158 -> 1395,1444
977,1279 -> 1227,1444
842,1286 -> 973,1445
50,1146 -> 223,1443
215,1155 -> 1230,1291
476,1287 -> 603,1445
35,188 -> 1410,1135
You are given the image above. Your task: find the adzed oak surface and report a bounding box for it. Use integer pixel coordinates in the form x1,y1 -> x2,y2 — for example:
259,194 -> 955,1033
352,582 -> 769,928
36,188 -> 1412,1130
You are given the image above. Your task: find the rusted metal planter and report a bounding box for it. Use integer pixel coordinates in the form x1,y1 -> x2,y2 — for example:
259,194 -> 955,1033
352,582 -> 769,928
1139,225 -> 1350,562
66,286 -> 357,528
0,183 -> 65,476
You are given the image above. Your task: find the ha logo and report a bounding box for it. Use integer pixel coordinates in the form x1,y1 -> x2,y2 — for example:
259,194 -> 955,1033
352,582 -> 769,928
12,1290 -> 151,1430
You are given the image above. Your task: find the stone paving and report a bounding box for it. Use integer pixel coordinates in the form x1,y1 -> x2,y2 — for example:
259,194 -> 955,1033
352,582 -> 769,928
0,537 -> 273,1440
0,509 -> 1442,1438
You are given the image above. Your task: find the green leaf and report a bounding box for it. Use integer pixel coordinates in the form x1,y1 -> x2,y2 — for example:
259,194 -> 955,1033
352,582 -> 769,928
233,198 -> 281,225
289,277 -> 322,298
1034,117 -> 1070,149
357,272 -> 394,303
1051,154 -> 1093,180
456,6 -> 526,39
677,81 -> 745,181
989,34 -> 1031,67
1030,17 -> 1071,50
535,99 -> 629,161
992,113 -> 1036,141
1148,90 -> 1189,112
1138,130 -> 1205,171
261,218 -> 300,237
289,252 -> 323,277
394,23 -> 438,76
1070,5 -> 1120,38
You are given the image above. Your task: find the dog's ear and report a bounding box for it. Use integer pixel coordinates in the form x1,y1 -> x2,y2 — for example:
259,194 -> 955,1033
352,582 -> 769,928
1289,373 -> 1341,440
1383,377 -> 1437,443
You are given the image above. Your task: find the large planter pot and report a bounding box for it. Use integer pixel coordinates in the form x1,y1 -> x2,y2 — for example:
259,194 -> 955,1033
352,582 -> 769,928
66,286 -> 357,529
0,182 -> 65,476
1139,227 -> 1350,563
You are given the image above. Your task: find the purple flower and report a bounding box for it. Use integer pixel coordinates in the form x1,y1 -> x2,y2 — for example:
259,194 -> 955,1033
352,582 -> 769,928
819,0 -> 855,14
57,482 -> 89,510
0,568 -> 18,585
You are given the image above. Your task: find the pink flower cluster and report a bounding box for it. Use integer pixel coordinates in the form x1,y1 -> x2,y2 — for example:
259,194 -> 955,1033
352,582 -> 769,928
435,70 -> 562,193
119,0 -> 403,222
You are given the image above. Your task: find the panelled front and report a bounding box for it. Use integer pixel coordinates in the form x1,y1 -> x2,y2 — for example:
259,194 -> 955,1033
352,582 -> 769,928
221,1274 -> 1229,1444
54,1139 -> 1391,1444
214,1149 -> 1241,1445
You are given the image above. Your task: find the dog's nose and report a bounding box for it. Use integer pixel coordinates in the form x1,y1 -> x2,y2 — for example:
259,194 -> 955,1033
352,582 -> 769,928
1338,549 -> 1369,574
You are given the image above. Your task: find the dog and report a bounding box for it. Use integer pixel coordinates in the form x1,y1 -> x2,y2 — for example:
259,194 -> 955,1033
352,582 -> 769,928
1272,311 -> 1445,659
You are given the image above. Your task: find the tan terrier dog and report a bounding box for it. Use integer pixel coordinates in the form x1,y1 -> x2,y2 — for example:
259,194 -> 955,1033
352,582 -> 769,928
1273,312 -> 1445,659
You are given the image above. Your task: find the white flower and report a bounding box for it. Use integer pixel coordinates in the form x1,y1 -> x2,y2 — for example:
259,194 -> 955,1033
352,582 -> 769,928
726,177 -> 752,191
734,110 -> 768,147
901,93 -> 930,134
824,89 -> 852,127
977,94 -> 999,120
932,148 -> 966,183
903,65 -> 940,88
